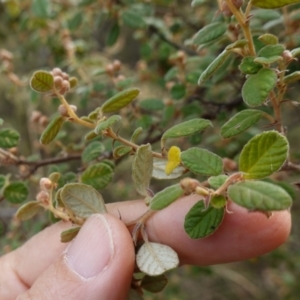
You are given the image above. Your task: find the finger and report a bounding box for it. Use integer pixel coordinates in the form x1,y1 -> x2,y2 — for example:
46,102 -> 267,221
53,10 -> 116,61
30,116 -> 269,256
107,195 -> 291,265
17,214 -> 135,300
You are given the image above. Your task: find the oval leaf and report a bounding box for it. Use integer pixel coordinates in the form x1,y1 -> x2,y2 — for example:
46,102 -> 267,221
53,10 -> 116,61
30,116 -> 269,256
0,128 -> 20,148
82,141 -> 105,164
239,56 -> 263,75
94,115 -> 122,134
162,118 -> 212,141
150,184 -> 183,210
258,33 -> 278,45
16,201 -> 42,221
258,44 -> 285,58
228,181 -> 292,210
81,162 -> 113,190
101,88 -> 140,113
152,158 -> 186,180
181,148 -> 223,176
60,227 -> 80,243
141,274 -> 168,293
252,0 -> 300,9
239,131 -> 288,179
61,183 -> 107,218
132,144 -> 153,197
30,70 -> 54,93
193,22 -> 227,45
113,145 -> 131,159
4,182 -> 28,204
40,116 -> 65,145
242,68 -> 277,107
184,200 -> 225,239
136,242 -> 179,276
208,174 -> 228,189
221,109 -> 264,138
121,9 -> 147,29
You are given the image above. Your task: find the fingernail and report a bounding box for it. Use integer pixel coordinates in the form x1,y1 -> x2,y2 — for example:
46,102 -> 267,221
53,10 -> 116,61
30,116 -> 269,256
65,214 -> 114,279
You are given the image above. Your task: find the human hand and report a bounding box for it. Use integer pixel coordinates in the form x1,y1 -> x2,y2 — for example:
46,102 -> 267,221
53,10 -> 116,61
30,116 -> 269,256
0,195 -> 291,300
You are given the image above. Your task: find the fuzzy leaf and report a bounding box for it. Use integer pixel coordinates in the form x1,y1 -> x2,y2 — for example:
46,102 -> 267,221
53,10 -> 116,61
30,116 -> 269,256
61,183 -> 107,218
136,242 -> 179,276
130,127 -> 143,143
283,71 -> 300,84
101,88 -> 140,113
121,9 -> 147,29
184,201 -> 225,239
94,115 -> 122,134
4,182 -> 28,204
152,158 -> 185,180
132,144 -> 153,197
81,163 -> 113,190
16,201 -> 42,221
252,0 -> 300,9
208,175 -> 228,189
258,33 -> 279,45
40,116 -> 65,145
221,109 -> 264,138
254,56 -> 282,64
193,22 -> 227,45
150,184 -> 183,210
30,71 -> 54,93
181,148 -> 223,176
141,275 -> 168,293
228,181 -> 292,210
258,44 -> 285,58
211,195 -> 227,208
61,227 -> 81,243
242,68 -> 277,107
113,145 -> 131,159
165,146 -> 181,175
0,128 -> 20,148
239,131 -> 288,179
239,56 -> 263,75
82,141 -> 105,164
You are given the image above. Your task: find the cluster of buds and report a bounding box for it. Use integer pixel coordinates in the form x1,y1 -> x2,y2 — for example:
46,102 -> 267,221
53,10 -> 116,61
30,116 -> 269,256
105,59 -> 122,76
30,110 -> 49,127
0,49 -> 13,72
50,68 -> 71,95
36,177 -> 53,206
58,104 -> 77,117
221,0 -> 243,17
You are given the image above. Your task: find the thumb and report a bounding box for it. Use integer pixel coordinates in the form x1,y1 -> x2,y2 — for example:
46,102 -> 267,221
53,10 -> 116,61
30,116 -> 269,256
18,214 -> 135,300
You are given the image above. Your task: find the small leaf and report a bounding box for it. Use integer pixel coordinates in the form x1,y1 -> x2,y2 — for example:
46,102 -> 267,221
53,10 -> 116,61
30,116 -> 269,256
130,127 -> 143,143
162,118 -> 211,141
132,144 -> 153,197
139,99 -> 164,111
254,56 -> 283,64
170,84 -> 186,100
221,109 -> 264,138
31,0 -> 51,18
106,22 -> 120,47
16,201 -> 42,221
4,182 -> 28,204
225,39 -> 248,50
258,44 -> 285,58
113,145 -> 132,159
82,141 -> 105,163
61,183 -> 107,219
94,115 -> 122,134
30,71 -> 54,93
242,68 -> 277,107
49,172 -> 61,184
184,201 -> 225,239
291,47 -> 300,57
152,158 -> 185,180
208,175 -> 228,189
150,184 -> 183,210
81,163 -> 113,190
141,274 -> 168,293
239,131 -> 288,179
239,56 -> 263,75
181,148 -> 223,176
0,128 -> 20,148
101,88 -> 140,113
69,77 -> 78,88
61,227 -> 81,243
283,71 -> 300,84
0,175 -> 6,190
258,33 -> 278,45
252,0 -> 300,9
165,146 -> 181,175
228,181 -> 292,210
211,195 -> 227,208
198,50 -> 231,85
40,116 -> 65,145
193,22 -> 227,45
121,9 -> 147,29
85,131 -> 98,141
191,0 -> 207,7
136,242 -> 179,276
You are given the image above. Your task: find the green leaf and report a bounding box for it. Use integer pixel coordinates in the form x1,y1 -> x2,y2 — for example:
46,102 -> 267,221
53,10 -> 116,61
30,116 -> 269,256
152,158 -> 185,180
184,201 -> 225,239
94,115 -> 122,134
258,44 -> 285,58
220,109 -> 264,138
61,183 -> 107,219
239,131 -> 288,179
31,0 -> 51,18
208,175 -> 228,189
193,22 -> 227,45
242,68 -> 277,107
283,71 -> 300,84
101,88 -> 140,113
170,84 -> 186,100
198,50 -> 231,85
68,11 -> 83,30
254,56 -> 283,65
258,33 -> 278,45
291,47 -> 300,57
0,128 -> 20,148
0,175 -> 6,190
162,118 -> 212,141
181,148 -> 223,176
30,71 -> 54,93
0,118 -> 3,126
139,99 -> 164,111
132,144 -> 153,197
150,184 -> 183,210
130,127 -> 143,143
121,10 -> 147,29
85,131 -> 98,141
191,0 -> 207,7
82,141 -> 105,164
16,201 -> 42,221
40,116 -> 65,145
211,195 -> 227,208
106,22 -> 120,47
228,181 -> 292,210
61,227 -> 80,243
81,163 -> 113,190
252,0 -> 300,9
141,274 -> 168,293
113,145 -> 131,159
4,182 -> 28,204
239,56 -> 263,75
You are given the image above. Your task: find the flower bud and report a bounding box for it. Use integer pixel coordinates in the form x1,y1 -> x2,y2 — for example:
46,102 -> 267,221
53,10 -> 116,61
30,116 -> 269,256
36,190 -> 50,205
39,115 -> 49,127
221,1 -> 233,17
62,72 -> 69,80
58,104 -> 68,116
39,177 -> 53,191
30,110 -> 42,123
54,76 -> 63,88
282,50 -> 293,63
52,67 -> 63,76
113,60 -> 121,72
105,64 -> 114,76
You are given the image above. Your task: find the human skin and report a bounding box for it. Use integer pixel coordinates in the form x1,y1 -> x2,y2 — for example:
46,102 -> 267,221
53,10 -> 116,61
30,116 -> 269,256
0,195 -> 291,300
